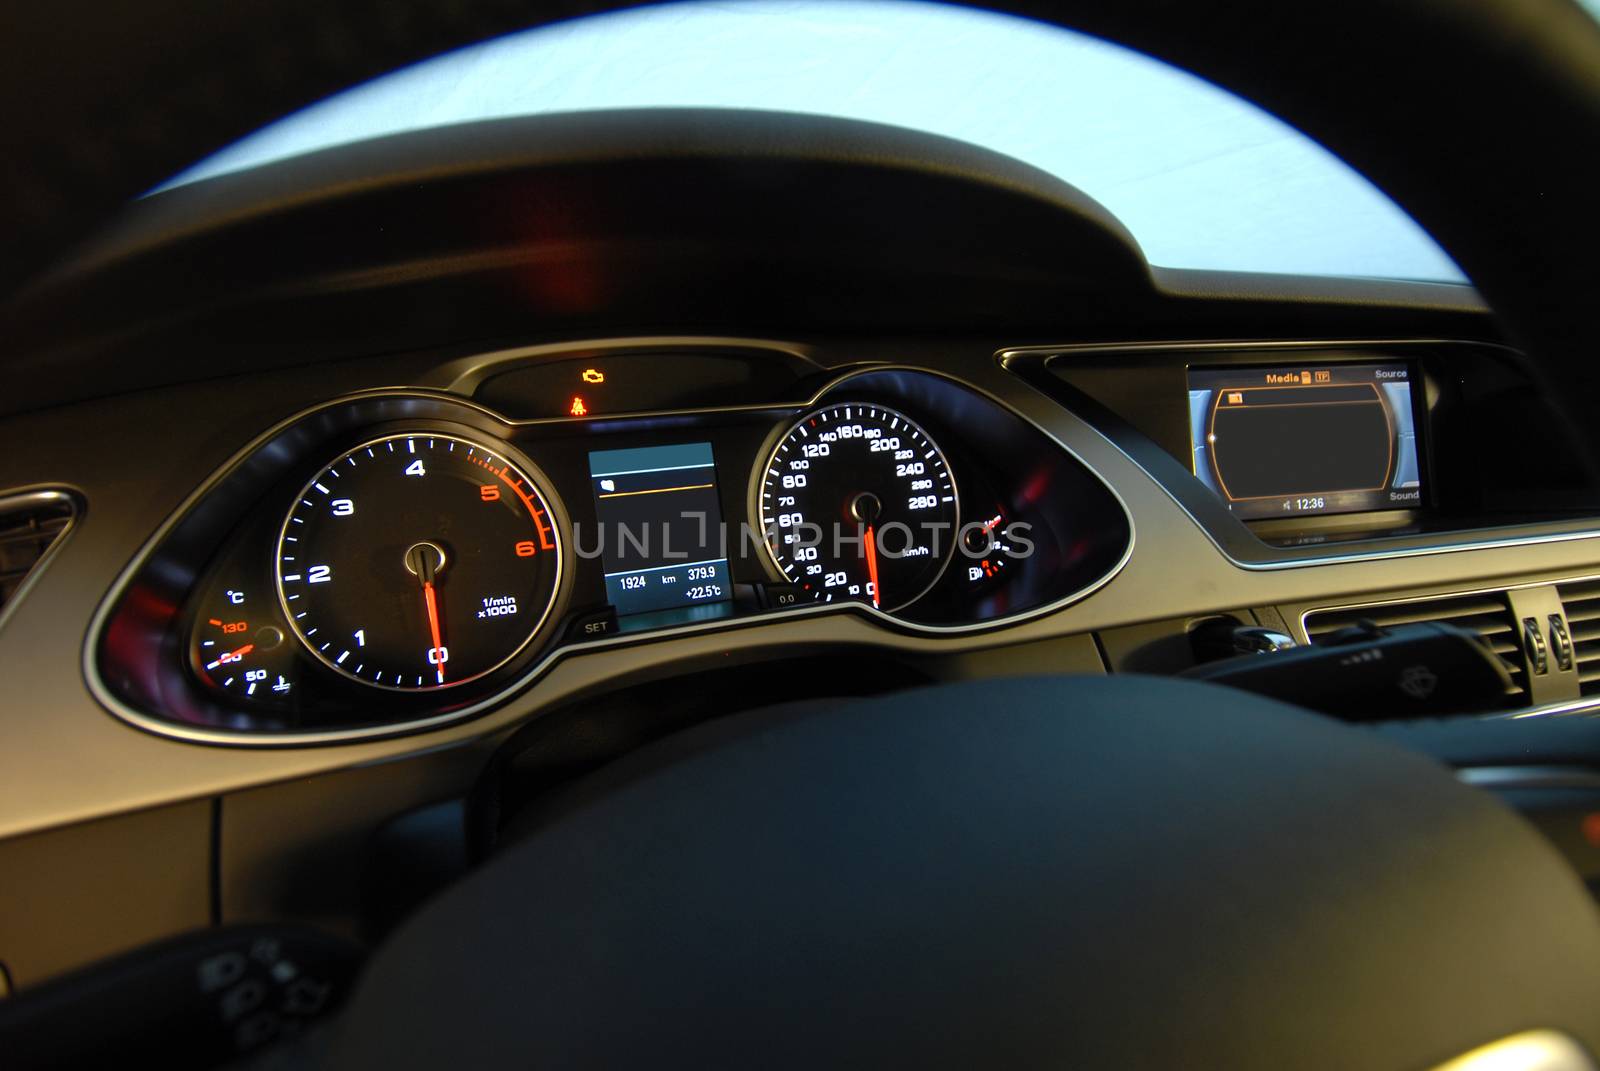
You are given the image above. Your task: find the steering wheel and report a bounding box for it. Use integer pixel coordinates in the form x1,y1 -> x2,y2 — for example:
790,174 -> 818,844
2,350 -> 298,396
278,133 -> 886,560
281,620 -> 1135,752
322,677 -> 1600,1069
4,2 -> 1600,1068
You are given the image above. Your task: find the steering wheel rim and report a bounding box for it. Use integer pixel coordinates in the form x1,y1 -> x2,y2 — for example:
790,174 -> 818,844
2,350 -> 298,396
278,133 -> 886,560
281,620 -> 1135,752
327,675 -> 1600,1068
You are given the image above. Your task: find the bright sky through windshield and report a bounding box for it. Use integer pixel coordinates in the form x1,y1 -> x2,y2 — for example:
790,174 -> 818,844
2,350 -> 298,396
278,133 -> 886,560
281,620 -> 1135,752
161,0 -> 1483,282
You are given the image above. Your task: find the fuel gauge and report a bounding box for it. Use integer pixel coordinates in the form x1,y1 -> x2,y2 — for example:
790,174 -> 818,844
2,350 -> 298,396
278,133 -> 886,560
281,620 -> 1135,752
961,511 -> 1017,588
190,586 -> 299,705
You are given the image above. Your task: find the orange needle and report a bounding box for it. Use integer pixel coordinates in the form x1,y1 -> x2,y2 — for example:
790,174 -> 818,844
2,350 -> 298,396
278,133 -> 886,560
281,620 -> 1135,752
423,580 -> 445,684
205,643 -> 254,671
864,524 -> 881,609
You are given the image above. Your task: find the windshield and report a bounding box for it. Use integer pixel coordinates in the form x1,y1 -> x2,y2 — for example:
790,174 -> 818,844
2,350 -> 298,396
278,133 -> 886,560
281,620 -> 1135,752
158,0 -> 1482,282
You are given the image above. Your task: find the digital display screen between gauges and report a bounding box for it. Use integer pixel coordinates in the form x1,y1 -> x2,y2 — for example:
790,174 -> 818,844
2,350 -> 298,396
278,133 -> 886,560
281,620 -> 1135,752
588,442 -> 734,617
275,433 -> 563,691
759,403 -> 958,611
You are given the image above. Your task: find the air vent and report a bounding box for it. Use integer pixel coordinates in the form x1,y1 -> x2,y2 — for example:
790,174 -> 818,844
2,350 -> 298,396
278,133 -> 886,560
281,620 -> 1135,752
1557,579 -> 1600,696
0,491 -> 77,618
1304,591 -> 1526,706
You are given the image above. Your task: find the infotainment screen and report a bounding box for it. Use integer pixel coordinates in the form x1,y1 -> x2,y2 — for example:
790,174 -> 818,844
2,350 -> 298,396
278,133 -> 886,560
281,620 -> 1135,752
587,442 -> 733,616
1186,362 -> 1423,520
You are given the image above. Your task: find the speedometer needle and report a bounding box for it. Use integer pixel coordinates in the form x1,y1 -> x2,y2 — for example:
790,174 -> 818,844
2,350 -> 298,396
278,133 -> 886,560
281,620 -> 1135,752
864,524 -> 881,609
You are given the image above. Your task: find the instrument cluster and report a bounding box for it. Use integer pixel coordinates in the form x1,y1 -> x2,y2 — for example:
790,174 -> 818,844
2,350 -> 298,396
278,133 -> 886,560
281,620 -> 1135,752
92,355 -> 1133,744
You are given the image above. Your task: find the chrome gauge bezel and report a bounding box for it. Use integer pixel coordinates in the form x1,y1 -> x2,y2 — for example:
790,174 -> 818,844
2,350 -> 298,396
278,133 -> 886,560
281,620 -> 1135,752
755,402 -> 960,613
84,345 -> 1137,749
273,430 -> 567,693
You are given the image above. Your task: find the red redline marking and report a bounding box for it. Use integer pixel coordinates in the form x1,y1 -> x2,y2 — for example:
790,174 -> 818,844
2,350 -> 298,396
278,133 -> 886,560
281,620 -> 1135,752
471,456 -> 556,551
494,467 -> 556,550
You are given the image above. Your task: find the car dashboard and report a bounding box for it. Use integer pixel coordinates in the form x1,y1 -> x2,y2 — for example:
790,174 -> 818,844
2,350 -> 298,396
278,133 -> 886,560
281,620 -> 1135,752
3,109 -> 1600,995
90,345 -> 1134,743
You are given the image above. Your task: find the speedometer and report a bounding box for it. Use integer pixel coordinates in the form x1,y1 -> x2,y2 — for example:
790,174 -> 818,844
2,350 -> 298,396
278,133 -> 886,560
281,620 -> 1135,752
759,403 -> 958,611
276,432 -> 563,691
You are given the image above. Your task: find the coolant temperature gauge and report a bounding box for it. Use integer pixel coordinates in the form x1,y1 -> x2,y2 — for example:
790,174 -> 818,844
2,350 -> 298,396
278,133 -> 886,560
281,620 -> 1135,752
190,586 -> 299,705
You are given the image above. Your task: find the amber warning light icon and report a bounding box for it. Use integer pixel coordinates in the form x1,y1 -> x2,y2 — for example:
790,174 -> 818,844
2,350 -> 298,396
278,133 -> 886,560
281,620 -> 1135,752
581,368 -> 605,384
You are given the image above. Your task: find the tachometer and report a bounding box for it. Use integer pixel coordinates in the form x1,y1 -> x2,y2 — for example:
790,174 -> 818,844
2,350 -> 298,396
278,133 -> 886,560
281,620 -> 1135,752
759,403 -> 958,611
276,432 -> 563,691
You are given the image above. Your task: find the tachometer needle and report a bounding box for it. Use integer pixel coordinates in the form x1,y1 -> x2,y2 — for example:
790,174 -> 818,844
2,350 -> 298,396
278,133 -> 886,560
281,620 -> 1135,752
205,643 -> 255,671
405,541 -> 449,685
423,580 -> 446,685
864,524 -> 881,609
